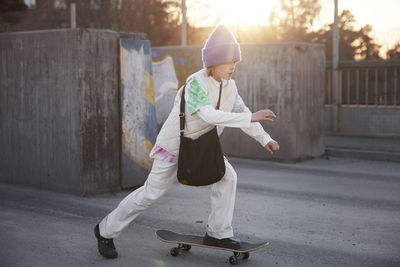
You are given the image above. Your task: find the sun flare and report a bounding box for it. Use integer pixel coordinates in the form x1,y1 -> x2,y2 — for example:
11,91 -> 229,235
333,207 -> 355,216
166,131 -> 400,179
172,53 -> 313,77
217,0 -> 280,26
188,0 -> 280,27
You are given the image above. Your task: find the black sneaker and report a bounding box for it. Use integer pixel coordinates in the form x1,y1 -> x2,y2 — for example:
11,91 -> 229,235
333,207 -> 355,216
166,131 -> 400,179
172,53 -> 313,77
94,224 -> 118,259
203,233 -> 241,249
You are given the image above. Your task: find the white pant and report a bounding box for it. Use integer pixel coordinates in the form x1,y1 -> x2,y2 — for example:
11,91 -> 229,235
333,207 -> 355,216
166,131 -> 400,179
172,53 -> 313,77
99,158 -> 237,239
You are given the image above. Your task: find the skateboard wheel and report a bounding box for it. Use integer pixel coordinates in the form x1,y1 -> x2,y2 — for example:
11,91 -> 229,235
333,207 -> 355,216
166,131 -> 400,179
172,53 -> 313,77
181,244 -> 191,251
170,247 -> 179,256
229,255 -> 238,265
243,252 -> 250,260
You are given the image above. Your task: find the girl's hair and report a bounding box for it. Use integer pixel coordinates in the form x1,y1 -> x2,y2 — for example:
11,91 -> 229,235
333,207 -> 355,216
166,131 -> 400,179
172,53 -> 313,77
206,67 -> 213,77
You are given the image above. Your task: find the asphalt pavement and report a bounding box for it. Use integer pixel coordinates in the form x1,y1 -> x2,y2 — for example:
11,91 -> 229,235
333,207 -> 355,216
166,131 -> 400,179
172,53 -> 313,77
1,156 -> 400,267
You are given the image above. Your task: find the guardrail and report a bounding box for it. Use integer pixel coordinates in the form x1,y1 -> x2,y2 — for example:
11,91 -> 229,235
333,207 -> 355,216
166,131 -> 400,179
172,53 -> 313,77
326,60 -> 400,106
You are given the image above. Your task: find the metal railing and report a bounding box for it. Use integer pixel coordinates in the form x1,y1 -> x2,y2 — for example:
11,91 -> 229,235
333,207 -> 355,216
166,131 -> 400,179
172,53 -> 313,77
326,60 -> 400,106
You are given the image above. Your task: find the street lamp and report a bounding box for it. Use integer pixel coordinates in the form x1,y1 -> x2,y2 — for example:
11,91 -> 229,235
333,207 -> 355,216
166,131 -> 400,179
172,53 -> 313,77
332,0 -> 339,131
181,0 -> 187,46
70,2 -> 76,28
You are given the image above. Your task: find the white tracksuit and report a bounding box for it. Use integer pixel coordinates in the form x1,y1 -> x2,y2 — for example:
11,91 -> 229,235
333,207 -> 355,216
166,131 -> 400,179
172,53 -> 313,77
99,69 -> 273,239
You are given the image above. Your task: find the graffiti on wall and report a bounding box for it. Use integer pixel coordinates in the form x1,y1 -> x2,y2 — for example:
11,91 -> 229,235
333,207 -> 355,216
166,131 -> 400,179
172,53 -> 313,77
120,39 -> 157,187
168,53 -> 198,86
152,56 -> 179,125
151,50 -> 202,125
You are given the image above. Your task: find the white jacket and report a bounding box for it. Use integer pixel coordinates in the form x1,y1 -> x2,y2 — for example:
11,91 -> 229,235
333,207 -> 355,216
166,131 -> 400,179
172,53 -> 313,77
153,69 -> 273,157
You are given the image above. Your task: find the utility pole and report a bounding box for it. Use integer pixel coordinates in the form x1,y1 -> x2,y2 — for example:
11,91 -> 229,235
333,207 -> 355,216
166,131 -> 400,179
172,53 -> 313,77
332,0 -> 339,131
181,0 -> 187,46
70,3 -> 76,29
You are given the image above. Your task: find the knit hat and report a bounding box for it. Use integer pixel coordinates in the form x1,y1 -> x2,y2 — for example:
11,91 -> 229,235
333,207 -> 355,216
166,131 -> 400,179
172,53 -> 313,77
202,25 -> 241,68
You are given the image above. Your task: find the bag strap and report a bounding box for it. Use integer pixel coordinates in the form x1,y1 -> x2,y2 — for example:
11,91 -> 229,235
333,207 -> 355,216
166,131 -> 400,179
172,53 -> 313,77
216,81 -> 223,110
180,81 -> 223,137
180,84 -> 187,137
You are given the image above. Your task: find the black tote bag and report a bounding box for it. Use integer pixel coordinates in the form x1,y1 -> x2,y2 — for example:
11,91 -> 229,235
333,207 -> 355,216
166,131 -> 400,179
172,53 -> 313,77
177,82 -> 226,186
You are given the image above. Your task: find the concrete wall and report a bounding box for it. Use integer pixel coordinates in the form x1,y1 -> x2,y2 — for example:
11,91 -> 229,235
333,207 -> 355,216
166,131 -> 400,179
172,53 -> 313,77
325,105 -> 400,136
152,43 -> 326,161
0,29 -> 129,195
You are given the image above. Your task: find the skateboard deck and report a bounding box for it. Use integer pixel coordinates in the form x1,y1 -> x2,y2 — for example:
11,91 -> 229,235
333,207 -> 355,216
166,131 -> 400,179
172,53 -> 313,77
156,230 -> 269,265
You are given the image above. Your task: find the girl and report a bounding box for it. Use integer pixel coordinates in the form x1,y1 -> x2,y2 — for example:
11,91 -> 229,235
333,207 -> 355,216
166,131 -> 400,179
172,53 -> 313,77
94,25 -> 279,258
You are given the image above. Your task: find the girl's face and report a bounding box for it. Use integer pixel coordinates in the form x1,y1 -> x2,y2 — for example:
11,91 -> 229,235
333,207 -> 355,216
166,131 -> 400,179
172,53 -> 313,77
211,61 -> 237,82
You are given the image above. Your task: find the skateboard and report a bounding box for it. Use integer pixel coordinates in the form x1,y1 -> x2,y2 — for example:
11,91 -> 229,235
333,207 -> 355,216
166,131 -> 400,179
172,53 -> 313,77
156,230 -> 269,265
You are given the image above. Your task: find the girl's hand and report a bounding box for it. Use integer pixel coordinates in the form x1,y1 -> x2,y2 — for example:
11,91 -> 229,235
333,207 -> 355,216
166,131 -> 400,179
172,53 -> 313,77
251,109 -> 276,122
265,141 -> 279,155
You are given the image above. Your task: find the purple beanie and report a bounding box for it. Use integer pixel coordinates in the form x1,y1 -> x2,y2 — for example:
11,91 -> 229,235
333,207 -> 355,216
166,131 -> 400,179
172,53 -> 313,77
202,25 -> 241,68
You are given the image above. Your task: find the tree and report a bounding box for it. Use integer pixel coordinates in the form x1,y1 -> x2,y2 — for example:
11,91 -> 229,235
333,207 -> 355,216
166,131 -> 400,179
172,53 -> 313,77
354,24 -> 381,60
268,0 -> 321,42
0,0 -> 27,31
0,0 -> 27,13
267,1 -> 384,60
32,0 -> 181,46
386,42 -> 400,60
111,0 -> 181,46
311,10 -> 382,60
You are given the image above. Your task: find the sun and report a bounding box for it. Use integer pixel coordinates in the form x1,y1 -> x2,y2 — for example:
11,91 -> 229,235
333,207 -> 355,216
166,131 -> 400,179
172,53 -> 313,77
186,0 -> 280,27
213,0 -> 280,26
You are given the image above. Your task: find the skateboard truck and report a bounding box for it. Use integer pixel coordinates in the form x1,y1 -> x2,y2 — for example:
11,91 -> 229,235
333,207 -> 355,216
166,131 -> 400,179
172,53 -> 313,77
229,252 -> 250,265
170,243 -> 191,256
